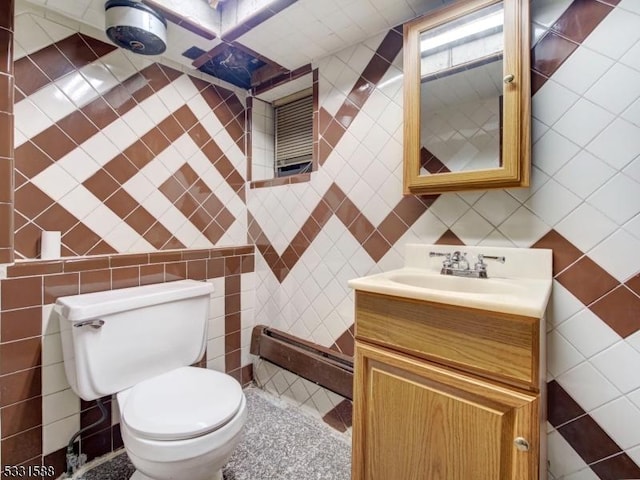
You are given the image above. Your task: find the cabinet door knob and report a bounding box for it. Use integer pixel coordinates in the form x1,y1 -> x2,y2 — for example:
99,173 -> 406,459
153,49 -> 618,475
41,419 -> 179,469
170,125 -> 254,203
514,437 -> 530,452
503,74 -> 515,84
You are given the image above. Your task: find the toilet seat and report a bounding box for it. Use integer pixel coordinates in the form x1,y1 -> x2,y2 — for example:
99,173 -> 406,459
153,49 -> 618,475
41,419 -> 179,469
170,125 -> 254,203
120,367 -> 243,441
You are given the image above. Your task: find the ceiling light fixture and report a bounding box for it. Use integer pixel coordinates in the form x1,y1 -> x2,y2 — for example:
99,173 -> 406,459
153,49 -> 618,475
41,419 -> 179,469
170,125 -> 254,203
420,6 -> 503,54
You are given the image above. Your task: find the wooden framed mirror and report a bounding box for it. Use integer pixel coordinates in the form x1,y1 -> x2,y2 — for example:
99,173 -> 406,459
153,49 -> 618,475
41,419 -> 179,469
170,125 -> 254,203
403,0 -> 530,195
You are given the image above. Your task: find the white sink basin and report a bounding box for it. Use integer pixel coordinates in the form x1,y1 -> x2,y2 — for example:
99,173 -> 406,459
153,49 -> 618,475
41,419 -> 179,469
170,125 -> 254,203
348,245 -> 553,318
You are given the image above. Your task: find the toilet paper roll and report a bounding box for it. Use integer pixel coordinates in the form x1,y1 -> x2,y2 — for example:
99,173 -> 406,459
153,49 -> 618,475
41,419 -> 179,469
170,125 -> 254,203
41,231 -> 61,260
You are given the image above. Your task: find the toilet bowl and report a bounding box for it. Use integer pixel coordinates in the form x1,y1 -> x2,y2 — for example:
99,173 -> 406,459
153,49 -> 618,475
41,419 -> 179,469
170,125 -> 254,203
56,280 -> 246,480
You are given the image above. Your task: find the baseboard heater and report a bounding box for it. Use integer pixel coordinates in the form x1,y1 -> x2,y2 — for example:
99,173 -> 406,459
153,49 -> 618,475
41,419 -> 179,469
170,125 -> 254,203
250,325 -> 354,400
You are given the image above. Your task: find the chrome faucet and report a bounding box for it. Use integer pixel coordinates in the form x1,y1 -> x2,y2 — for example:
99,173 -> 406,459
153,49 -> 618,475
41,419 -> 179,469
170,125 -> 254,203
429,251 -> 505,278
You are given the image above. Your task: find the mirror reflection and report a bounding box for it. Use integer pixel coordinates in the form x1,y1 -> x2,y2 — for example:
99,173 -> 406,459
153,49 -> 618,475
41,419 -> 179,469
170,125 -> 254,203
419,2 -> 504,175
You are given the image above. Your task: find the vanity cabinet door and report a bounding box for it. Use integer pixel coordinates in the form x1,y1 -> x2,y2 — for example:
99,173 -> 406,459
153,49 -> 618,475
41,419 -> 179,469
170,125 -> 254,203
352,342 -> 539,480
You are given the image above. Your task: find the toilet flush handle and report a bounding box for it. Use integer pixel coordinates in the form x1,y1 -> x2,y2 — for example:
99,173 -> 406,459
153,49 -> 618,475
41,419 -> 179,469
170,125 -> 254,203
73,319 -> 105,329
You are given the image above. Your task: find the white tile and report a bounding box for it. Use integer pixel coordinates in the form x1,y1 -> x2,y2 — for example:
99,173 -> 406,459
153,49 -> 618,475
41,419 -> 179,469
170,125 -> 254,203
562,468 -> 601,480
157,83 -> 186,113
582,7 -> 640,60
557,362 -> 621,411
556,309 -> 621,359
81,132 -> 119,167
79,62 -> 119,95
450,209 -> 494,245
31,164 -> 77,202
58,185 -> 103,221
629,445 -> 640,471
42,333 -> 63,367
172,75 -> 200,102
532,80 -> 579,126
14,99 -> 53,138
585,63 -> 640,116
553,149 -> 616,199
43,388 -> 80,425
101,119 -> 138,151
630,387 -> 640,410
624,214 -> 640,241
592,341 -> 640,394
588,173 -> 640,225
622,97 -> 640,128
588,229 -> 640,282
531,0 -> 572,28
621,36 -> 640,72
554,98 -> 615,148
547,330 -> 585,377
139,94 -> 171,124
625,156 -> 640,184
547,282 -> 587,329
591,397 -> 640,449
547,430 -> 590,479
555,203 -> 618,253
100,50 -> 138,82
507,166 -> 550,203
472,190 -> 520,226
429,193 -> 470,226
42,305 -> 59,335
629,331 -> 640,354
42,362 -> 71,396
553,46 -> 615,95
525,179 -> 581,226
587,117 -> 640,170
55,71 -> 99,108
43,414 -> 80,456
122,106 -> 155,138
532,129 -> 580,176
497,206 -> 549,247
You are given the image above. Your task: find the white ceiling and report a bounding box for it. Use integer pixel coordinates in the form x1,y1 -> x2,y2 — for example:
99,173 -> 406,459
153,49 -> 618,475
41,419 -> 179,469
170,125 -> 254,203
19,0 -> 450,90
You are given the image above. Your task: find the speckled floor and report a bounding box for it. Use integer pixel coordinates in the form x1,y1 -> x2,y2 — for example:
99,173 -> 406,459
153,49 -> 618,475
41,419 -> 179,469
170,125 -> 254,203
81,388 -> 351,480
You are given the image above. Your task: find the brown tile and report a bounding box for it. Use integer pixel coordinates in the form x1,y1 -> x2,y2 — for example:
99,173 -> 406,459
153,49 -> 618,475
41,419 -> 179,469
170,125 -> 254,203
334,197 -> 360,227
376,29 -> 403,63
1,276 -> 41,310
174,192 -> 199,218
377,211 -> 407,245
189,207 -> 213,232
240,363 -> 253,386
225,330 -> 241,352
318,138 -> 332,166
175,164 -> 199,189
0,203 -> 13,246
556,256 -> 619,306
347,76 -> 376,109
158,64 -> 183,82
224,313 -> 241,334
225,256 -> 241,276
123,140 -> 154,169
558,414 -> 621,464
112,266 -> 140,290
200,85 -> 224,110
124,206 -> 156,235
207,258 -> 225,278
1,426 -> 42,466
80,269 -> 111,294
1,307 -> 41,343
55,33 -> 98,69
149,251 -> 182,263
157,115 -> 183,142
322,118 -> 346,149
86,240 -> 116,256
31,125 -> 76,161
1,396 -> 42,437
334,99 -> 359,130
202,140 -> 224,164
57,110 -> 99,145
103,155 -> 138,185
189,179 -> 213,204
532,229 -> 583,276
349,214 -> 375,245
63,256 -> 109,273
225,293 -> 240,314
139,63 -> 171,92
13,223 -> 42,259
43,446 -> 68,480
531,31 -> 578,78
225,349 -> 241,372
28,45 -> 74,81
436,229 -> 465,246
110,253 -> 149,268
393,195 -> 429,226
626,274 -> 640,297
361,53 -> 391,86
80,399 -> 112,437
552,0 -> 612,43
33,205 -> 78,237
0,337 -> 41,375
0,0 -> 13,31
122,73 -> 153,102
0,159 -> 10,204
139,264 -> 164,286
173,105 -> 198,131
531,70 -> 548,96
334,327 -> 355,357
79,33 -> 117,58
43,273 -> 79,304
547,380 -> 585,428
159,176 -> 186,203
63,223 -> 101,256
0,29 -> 10,75
14,141 -> 52,179
14,57 -> 49,96
213,102 -> 235,127
362,230 -> 391,262
141,127 -> 171,155
143,222 -> 175,249
187,260 -> 207,280
165,262 -> 187,281
590,286 -> 640,338
6,260 -> 63,278
241,254 -> 254,273
102,84 -> 136,115
81,428 -> 112,463
104,188 -> 138,219
81,97 -> 118,129
188,123 -> 211,148
0,367 -> 41,407
590,452 -> 640,480
83,169 -> 119,202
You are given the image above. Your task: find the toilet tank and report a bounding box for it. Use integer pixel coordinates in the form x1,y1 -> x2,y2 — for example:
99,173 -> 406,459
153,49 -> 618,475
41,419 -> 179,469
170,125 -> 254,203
56,280 -> 214,401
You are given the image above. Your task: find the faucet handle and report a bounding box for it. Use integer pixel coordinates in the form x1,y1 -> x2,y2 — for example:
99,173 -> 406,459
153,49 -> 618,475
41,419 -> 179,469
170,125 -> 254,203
429,251 -> 450,258
477,254 -> 506,264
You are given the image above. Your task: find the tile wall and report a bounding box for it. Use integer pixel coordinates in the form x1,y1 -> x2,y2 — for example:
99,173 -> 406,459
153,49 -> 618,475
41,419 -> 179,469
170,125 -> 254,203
0,4 -> 257,477
250,97 -> 275,181
0,0 -> 14,265
248,0 -> 640,478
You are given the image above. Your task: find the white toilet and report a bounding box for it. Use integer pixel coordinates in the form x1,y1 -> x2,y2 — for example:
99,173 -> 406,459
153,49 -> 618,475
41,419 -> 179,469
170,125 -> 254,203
57,279 -> 247,480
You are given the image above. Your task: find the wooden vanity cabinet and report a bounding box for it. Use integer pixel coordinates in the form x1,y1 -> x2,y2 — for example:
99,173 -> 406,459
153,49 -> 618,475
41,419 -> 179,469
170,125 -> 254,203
351,291 -> 546,480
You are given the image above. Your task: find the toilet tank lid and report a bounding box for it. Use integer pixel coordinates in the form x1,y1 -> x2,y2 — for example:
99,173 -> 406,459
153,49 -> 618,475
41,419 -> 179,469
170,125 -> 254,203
55,280 -> 214,321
